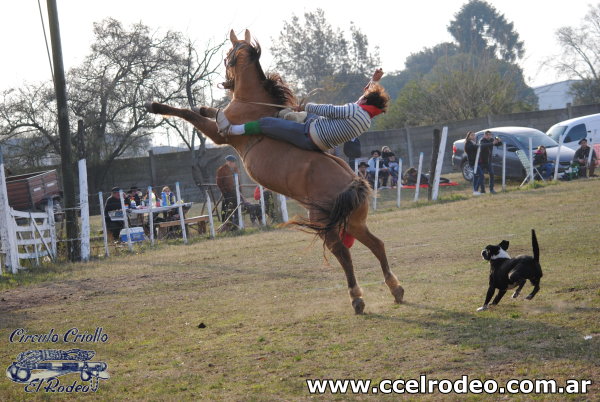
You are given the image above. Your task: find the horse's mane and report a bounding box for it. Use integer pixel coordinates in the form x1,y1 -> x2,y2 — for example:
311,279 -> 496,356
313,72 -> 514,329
223,40 -> 296,107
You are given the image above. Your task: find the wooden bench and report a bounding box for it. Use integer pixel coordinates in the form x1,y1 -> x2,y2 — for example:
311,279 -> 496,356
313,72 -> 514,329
155,215 -> 209,239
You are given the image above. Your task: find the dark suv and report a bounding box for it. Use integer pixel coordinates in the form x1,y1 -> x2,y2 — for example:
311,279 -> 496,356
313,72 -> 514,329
452,127 -> 575,181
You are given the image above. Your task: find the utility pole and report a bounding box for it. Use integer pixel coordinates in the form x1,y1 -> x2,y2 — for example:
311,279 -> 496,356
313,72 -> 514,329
47,0 -> 79,261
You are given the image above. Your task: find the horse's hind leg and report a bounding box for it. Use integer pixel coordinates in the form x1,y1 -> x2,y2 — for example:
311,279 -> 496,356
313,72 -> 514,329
348,204 -> 404,303
321,230 -> 365,314
192,106 -> 218,118
145,102 -> 226,145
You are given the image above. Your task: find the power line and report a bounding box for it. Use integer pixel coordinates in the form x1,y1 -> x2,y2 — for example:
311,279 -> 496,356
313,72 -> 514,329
37,0 -> 55,85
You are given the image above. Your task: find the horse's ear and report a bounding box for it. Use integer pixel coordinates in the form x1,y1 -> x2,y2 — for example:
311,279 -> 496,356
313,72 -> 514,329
244,29 -> 251,43
230,29 -> 238,44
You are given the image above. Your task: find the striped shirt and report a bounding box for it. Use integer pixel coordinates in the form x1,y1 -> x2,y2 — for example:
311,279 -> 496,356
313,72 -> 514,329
305,103 -> 371,151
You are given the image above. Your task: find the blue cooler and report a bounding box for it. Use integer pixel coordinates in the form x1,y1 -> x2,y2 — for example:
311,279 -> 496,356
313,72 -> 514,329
119,227 -> 145,243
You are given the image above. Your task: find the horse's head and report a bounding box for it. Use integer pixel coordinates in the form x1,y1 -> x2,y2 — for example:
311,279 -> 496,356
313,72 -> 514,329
222,30 -> 265,91
222,30 -> 296,107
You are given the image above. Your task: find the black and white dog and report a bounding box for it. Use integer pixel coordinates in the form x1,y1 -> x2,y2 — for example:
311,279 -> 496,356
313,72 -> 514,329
477,229 -> 543,312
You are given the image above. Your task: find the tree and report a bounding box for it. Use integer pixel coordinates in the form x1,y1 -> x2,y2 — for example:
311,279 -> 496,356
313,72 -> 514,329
375,54 -> 536,129
380,43 -> 459,100
448,0 -> 524,63
555,4 -> 600,104
158,38 -> 227,191
271,9 -> 379,103
0,83 -> 59,167
0,18 -> 225,194
68,18 -> 187,190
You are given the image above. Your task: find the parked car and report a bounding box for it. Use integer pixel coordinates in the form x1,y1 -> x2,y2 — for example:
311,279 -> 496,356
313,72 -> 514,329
546,113 -> 600,151
452,127 -> 575,181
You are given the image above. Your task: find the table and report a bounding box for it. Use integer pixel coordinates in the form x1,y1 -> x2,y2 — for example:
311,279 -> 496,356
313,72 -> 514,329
126,202 -> 193,243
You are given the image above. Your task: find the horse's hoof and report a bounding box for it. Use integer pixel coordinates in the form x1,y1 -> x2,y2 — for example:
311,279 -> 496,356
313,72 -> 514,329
352,298 -> 365,315
191,106 -> 202,115
144,101 -> 155,113
392,286 -> 404,303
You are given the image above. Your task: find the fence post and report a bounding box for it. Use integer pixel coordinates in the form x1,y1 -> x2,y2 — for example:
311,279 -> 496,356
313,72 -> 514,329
529,137 -> 534,183
0,146 -> 19,273
396,158 -> 403,208
502,143 -> 507,192
79,159 -> 90,262
429,128 -> 440,201
234,174 -> 244,229
98,192 -> 109,257
431,127 -> 448,201
279,194 -> 289,222
119,189 -> 133,251
46,198 -> 57,259
205,190 -> 215,238
473,142 -> 482,192
259,185 -> 267,226
147,186 -> 155,246
554,133 -> 564,181
175,182 -> 188,244
373,158 -> 380,210
414,152 -> 424,202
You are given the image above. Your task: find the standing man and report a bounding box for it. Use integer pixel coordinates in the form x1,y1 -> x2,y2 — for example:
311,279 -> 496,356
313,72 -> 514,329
573,139 -> 598,177
479,130 -> 501,194
216,155 -> 241,226
104,187 -> 124,241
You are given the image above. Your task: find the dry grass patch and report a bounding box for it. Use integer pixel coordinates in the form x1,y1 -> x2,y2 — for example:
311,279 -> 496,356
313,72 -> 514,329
0,178 -> 598,400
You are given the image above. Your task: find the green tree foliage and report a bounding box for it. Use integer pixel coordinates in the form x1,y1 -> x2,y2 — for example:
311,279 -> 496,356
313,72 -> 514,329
381,43 -> 459,100
375,54 -> 536,129
447,0 -> 524,63
555,4 -> 600,104
271,9 -> 379,103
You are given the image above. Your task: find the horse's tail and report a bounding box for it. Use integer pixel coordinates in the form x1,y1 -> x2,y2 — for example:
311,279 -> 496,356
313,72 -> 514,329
284,177 -> 371,239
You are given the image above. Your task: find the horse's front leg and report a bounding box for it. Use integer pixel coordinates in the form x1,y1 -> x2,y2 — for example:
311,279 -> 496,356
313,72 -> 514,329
145,102 -> 226,145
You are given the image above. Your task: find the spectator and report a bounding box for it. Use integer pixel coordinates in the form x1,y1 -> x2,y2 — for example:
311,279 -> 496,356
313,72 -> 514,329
161,186 -> 176,205
357,161 -> 369,180
573,139 -> 597,177
104,187 -> 124,241
367,150 -> 390,188
125,186 -> 142,207
381,146 -> 400,187
464,131 -> 484,196
216,155 -> 241,225
533,145 -> 554,180
479,130 -> 502,194
401,167 -> 428,186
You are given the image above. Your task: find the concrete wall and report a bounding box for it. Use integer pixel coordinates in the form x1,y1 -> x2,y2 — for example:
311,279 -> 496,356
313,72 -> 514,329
92,145 -> 257,207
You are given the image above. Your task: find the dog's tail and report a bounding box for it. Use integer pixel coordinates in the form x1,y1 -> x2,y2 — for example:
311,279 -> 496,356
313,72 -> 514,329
531,229 -> 543,277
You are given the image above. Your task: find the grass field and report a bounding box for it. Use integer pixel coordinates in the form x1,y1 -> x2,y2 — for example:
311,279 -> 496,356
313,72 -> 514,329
0,177 -> 599,400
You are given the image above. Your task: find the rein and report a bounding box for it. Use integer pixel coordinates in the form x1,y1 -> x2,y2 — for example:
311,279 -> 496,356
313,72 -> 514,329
234,98 -> 288,109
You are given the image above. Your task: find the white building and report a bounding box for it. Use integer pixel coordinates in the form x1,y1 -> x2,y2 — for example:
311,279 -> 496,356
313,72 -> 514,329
533,80 -> 579,110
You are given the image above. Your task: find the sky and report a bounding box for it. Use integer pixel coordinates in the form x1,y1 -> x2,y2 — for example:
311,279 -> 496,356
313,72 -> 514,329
0,0 -> 595,145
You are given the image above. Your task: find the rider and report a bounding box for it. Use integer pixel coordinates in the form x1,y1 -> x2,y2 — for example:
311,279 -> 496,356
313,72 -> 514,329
215,69 -> 390,152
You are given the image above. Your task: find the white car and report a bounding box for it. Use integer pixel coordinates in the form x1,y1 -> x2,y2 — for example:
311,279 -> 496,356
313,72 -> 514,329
546,113 -> 600,150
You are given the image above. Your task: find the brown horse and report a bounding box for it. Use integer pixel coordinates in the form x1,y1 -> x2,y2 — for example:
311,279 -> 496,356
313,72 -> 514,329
145,29 -> 403,314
